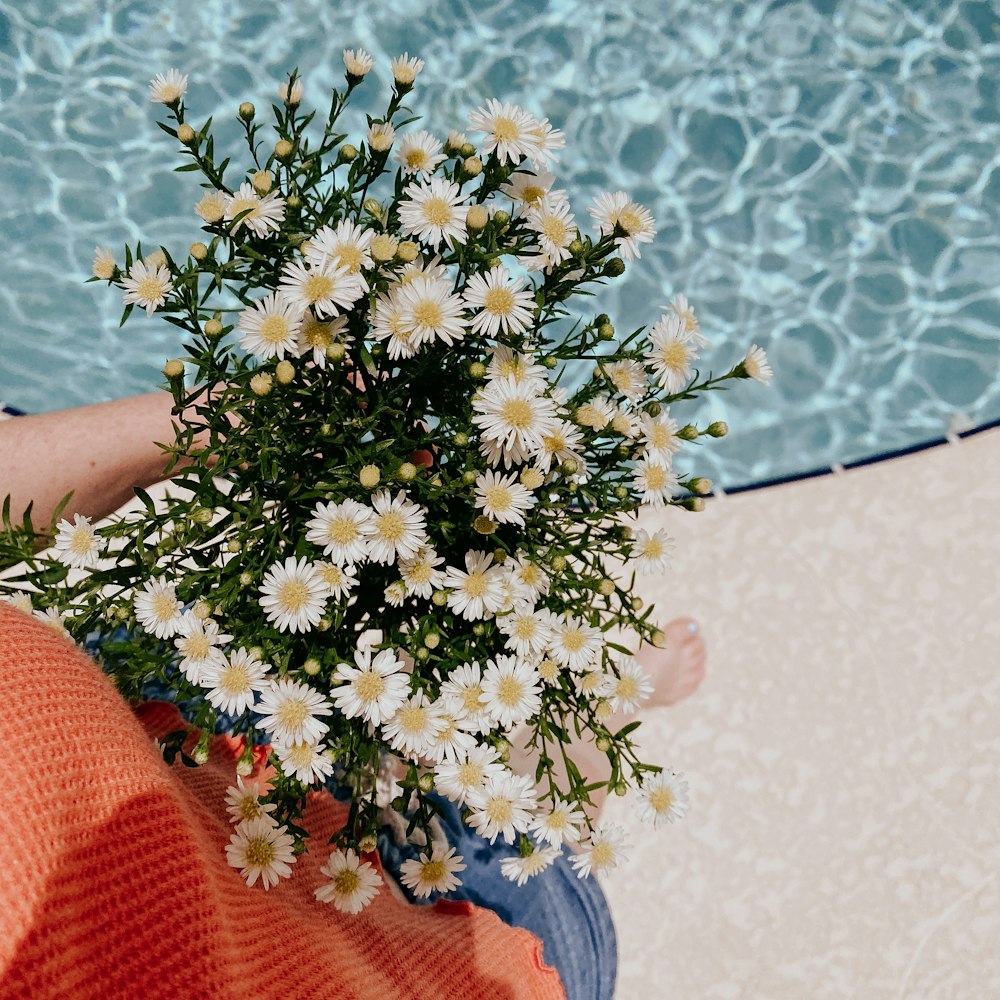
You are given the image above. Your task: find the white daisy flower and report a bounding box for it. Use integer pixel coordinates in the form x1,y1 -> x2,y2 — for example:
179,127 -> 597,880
550,615 -> 604,671
121,259 -> 172,317
303,220 -> 374,277
134,577 -> 185,639
637,412 -> 682,459
305,498 -> 372,566
271,737 -> 335,784
224,182 -> 286,238
574,394 -> 617,432
148,68 -> 187,105
605,656 -> 654,714
91,246 -> 116,280
397,177 -> 468,249
52,513 -> 101,569
443,550 -> 507,621
399,545 -> 446,598
525,117 -> 566,169
34,605 -> 70,636
507,555 -> 550,601
391,52 -> 425,87
481,655 -> 542,730
423,709 -> 479,764
434,743 -> 505,806
468,770 -> 538,844
225,816 -> 297,890
383,691 -> 445,759
500,845 -> 561,885
742,344 -> 773,384
238,290 -> 303,361
570,822 -> 630,879
524,196 -> 576,270
670,293 -> 705,345
529,798 -> 585,847
343,48 -> 374,79
534,418 -> 585,475
394,275 -> 468,348
467,99 -> 541,165
360,490 -> 427,565
495,602 -> 554,658
500,170 -> 558,213
463,266 -> 536,338
632,458 -> 679,508
279,259 -> 365,319
605,359 -> 647,403
315,848 -> 383,913
645,314 -> 699,393
632,527 -> 674,575
574,667 -> 609,700
0,592 -> 33,615
384,580 -> 407,607
399,845 -> 467,898
258,556 -> 327,633
224,775 -> 277,825
395,129 -> 447,180
255,677 -> 333,745
174,613 -> 232,684
202,647 -> 271,715
297,311 -> 351,368
194,190 -> 228,224
637,771 -> 689,829
473,469 -> 536,527
278,78 -> 304,105
368,120 -> 396,152
588,191 -> 656,261
398,253 -> 450,285
332,646 -> 410,726
315,561 -> 360,600
485,345 -> 549,387
370,290 -> 420,360
438,661 -> 493,736
471,376 -> 559,469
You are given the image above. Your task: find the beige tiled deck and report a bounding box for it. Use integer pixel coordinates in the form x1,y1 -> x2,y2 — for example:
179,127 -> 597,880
602,428 -> 1000,999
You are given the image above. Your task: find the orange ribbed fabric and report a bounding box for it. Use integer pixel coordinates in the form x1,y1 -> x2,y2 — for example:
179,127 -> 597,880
0,604 -> 566,1000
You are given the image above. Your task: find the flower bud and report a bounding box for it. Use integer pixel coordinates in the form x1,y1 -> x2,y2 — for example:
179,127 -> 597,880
474,516 -> 497,535
251,169 -> 273,194
459,142 -> 476,158
327,342 -> 347,363
614,781 -> 629,797
192,507 -> 214,525
596,700 -> 613,720
275,360 -> 295,384
303,657 -> 322,676
192,600 -> 212,619
550,555 -> 567,572
274,138 -> 294,159
359,834 -> 378,854
236,756 -> 254,777
397,241 -> 419,263
417,771 -> 435,792
466,204 -> 489,230
286,193 -> 301,209
707,420 -> 729,438
559,459 -> 578,476
595,735 -> 612,753
688,477 -> 713,495
317,617 -> 332,632
162,359 -> 184,379
432,590 -> 448,607
631,596 -> 644,611
598,321 -> 615,340
279,79 -> 304,106
598,578 -> 616,596
542,355 -> 558,369
415,646 -> 430,661
613,485 -> 630,501
603,257 -> 626,277
370,233 -> 398,261
250,372 -> 273,396
492,209 -> 510,227
227,539 -> 241,554
568,238 -> 585,255
359,465 -> 381,488
681,496 -> 706,512
239,101 -> 256,121
453,431 -> 469,447
468,361 -> 487,379
397,462 -> 418,482
189,241 -> 208,260
463,156 -> 483,177
176,123 -> 196,144
423,632 -> 440,650
239,571 -> 253,586
204,317 -> 223,337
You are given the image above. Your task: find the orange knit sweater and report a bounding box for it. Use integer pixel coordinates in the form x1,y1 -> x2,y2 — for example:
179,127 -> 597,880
0,604 -> 566,1000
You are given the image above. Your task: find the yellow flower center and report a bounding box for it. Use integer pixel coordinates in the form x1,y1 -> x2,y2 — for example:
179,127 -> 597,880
259,314 -> 291,345
219,663 -> 251,693
649,787 -> 674,814
649,425 -> 672,449
642,537 -> 665,560
421,859 -> 447,883
355,670 -> 386,703
522,184 -> 545,204
538,660 -> 559,681
561,629 -> 586,653
411,300 -> 444,329
659,341 -> 689,371
375,510 -> 406,543
326,517 -> 360,546
229,195 -> 258,220
483,287 -> 515,316
618,207 -> 642,234
304,321 -> 333,350
486,796 -> 513,825
286,742 -> 315,768
484,485 -> 513,512
500,398 -> 534,430
513,617 -> 537,640
151,592 -> 178,622
238,796 -> 263,821
319,564 -> 345,587
398,703 -> 428,734
137,275 -> 164,302
519,563 -> 542,588
458,760 -> 484,786
303,272 -> 336,304
645,466 -> 668,491
461,686 -> 484,714
335,868 -> 362,895
463,572 -> 489,599
422,197 -> 453,226
496,676 -> 524,707
334,245 -> 365,273
590,842 -> 614,867
492,117 -> 520,142
276,699 -> 309,729
547,809 -> 568,830
579,671 -> 602,693
245,837 -> 276,867
278,579 -> 310,611
69,528 -> 94,555
406,149 -> 430,170
540,216 -> 568,245
617,676 -> 638,700
407,562 -> 433,585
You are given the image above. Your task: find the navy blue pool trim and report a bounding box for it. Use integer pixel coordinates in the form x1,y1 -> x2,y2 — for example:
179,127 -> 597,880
1,405 -> 25,417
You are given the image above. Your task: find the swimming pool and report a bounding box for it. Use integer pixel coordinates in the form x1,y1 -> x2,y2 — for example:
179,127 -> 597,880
1,0 -> 997,487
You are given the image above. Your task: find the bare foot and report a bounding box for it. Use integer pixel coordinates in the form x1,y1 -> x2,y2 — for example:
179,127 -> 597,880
634,617 -> 706,707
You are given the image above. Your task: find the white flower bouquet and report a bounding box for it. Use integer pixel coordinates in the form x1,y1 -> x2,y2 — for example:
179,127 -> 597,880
0,52 -> 770,910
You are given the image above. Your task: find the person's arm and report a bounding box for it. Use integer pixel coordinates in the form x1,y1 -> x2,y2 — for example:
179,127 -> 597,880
0,393 -> 185,526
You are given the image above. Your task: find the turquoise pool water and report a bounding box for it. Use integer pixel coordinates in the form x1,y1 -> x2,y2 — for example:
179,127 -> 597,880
0,0 -> 997,487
